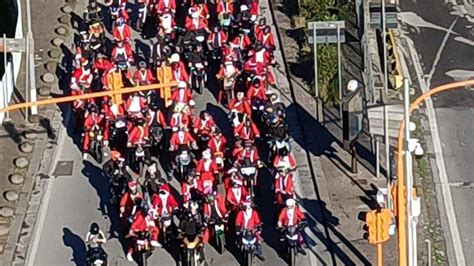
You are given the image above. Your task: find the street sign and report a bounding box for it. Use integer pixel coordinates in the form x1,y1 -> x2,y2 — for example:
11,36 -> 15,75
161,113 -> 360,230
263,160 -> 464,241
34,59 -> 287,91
0,38 -> 27,53
342,84 -> 365,150
369,2 -> 398,29
307,21 -> 346,44
367,104 -> 403,140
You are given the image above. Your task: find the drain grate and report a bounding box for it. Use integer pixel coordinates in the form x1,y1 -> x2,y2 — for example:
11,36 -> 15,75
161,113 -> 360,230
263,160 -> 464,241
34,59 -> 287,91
52,160 -> 74,177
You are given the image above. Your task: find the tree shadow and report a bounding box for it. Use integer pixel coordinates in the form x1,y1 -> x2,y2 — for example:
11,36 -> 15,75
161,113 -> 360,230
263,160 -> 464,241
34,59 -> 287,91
62,227 -> 87,266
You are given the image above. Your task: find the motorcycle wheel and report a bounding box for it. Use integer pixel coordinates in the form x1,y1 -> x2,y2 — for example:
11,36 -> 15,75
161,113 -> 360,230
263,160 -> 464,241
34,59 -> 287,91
290,247 -> 296,266
246,252 -> 253,266
217,231 -> 225,254
95,144 -> 103,164
200,77 -> 206,94
140,252 -> 148,266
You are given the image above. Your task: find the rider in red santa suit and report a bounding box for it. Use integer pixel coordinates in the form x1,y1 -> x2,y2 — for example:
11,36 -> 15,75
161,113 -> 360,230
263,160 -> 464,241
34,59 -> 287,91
158,8 -> 176,35
127,117 -> 150,147
216,0 -> 235,18
171,81 -> 195,107
169,53 -> 189,82
274,167 -> 295,205
190,2 -> 209,19
229,92 -> 252,126
185,7 -> 209,32
124,92 -> 147,118
207,128 -> 227,155
226,178 -> 249,213
207,25 -> 228,51
193,110 -> 216,138
120,180 -> 143,221
235,197 -> 265,261
169,108 -> 191,131
231,30 -> 252,51
277,198 -> 307,255
156,0 -> 176,14
147,104 -> 167,128
273,148 -> 297,172
202,187 -> 228,243
247,77 -> 267,107
181,170 -> 199,207
254,17 -> 267,38
169,128 -> 196,151
111,40 -> 134,65
233,140 -> 261,166
196,149 -> 219,191
234,117 -> 260,141
256,25 -> 276,51
94,53 -> 113,76
113,17 -> 132,43
132,61 -> 155,86
71,58 -> 94,91
126,206 -> 160,262
151,184 -> 179,243
82,104 -> 105,158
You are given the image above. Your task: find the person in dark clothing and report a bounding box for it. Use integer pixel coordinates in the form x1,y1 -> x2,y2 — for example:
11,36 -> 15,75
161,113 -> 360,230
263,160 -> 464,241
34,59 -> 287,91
178,209 -> 207,265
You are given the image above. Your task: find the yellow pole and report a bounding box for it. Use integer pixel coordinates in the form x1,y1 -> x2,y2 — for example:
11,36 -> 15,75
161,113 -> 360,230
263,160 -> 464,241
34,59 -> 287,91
396,79 -> 474,265
377,243 -> 383,266
0,82 -> 177,114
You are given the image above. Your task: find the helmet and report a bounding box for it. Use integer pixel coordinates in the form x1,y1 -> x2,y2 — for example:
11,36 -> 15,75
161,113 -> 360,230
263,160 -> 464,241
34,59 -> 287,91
252,78 -> 261,87
240,4 -> 249,11
117,17 -> 125,26
111,150 -> 122,161
90,222 -> 99,235
138,61 -> 147,69
170,53 -> 180,63
286,198 -> 296,208
88,104 -> 98,113
258,17 -> 266,25
199,110 -> 209,119
213,127 -> 222,135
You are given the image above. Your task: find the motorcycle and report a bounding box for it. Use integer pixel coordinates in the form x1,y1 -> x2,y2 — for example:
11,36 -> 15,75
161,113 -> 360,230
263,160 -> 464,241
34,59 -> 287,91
135,231 -> 153,266
281,222 -> 307,266
86,246 -> 108,266
129,144 -> 147,176
149,125 -> 164,148
267,137 -> 291,163
190,62 -> 207,94
238,158 -> 258,198
89,126 -> 104,163
110,117 -> 128,150
239,229 -> 257,266
207,216 -> 226,254
159,214 -> 173,246
175,145 -> 192,181
180,234 -> 201,266
222,75 -> 236,106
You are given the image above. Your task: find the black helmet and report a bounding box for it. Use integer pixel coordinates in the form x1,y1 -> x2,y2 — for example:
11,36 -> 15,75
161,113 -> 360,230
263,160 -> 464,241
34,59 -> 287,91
255,43 -> 264,51
90,222 -> 99,235
138,61 -> 147,69
200,110 -> 209,120
258,17 -> 266,26
88,103 -> 99,113
252,77 -> 261,87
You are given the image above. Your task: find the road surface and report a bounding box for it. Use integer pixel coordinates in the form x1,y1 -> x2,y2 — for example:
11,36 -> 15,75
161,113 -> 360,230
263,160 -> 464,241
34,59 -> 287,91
400,0 -> 474,263
24,0 -> 315,265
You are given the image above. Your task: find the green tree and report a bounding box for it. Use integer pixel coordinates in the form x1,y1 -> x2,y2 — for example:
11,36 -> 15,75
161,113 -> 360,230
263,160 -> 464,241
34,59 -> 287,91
300,0 -> 341,105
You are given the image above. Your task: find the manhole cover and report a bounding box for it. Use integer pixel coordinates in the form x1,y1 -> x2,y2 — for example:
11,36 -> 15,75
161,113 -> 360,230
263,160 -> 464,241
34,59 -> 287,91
52,161 -> 74,176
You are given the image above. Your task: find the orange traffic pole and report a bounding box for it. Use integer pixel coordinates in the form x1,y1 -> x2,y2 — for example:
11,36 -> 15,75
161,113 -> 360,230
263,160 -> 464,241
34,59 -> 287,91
396,79 -> 474,265
377,243 -> 383,266
0,82 -> 177,114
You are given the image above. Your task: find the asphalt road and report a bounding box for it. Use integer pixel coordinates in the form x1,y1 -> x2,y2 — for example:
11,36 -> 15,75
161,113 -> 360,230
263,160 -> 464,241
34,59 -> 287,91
400,0 -> 474,263
25,1 -> 313,265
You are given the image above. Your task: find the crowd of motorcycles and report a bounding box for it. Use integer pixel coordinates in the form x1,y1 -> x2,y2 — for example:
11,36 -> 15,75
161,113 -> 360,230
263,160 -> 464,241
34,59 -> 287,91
74,0 -> 309,265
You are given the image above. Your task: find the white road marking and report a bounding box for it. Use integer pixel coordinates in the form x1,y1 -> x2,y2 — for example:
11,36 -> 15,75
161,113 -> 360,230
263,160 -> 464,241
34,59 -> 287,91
25,109 -> 70,266
399,35 -> 467,266
426,17 -> 458,89
398,12 -> 460,35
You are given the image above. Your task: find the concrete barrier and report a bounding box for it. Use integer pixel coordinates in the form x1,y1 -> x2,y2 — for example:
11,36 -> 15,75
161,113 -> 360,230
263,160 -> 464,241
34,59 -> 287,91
0,0 -> 23,123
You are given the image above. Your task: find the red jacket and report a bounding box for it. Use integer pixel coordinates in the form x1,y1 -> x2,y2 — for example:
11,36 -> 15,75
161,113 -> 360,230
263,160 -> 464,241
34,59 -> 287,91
233,147 -> 259,163
147,110 -> 167,127
94,59 -> 113,74
257,31 -> 276,49
103,103 -> 125,121
236,209 -> 261,230
128,125 -> 150,145
133,69 -> 155,85
171,88 -> 193,104
156,0 -> 176,13
274,172 -> 295,195
130,211 -> 156,232
249,1 -> 259,16
198,174 -> 215,192
278,207 -> 305,227
171,62 -> 189,82
151,186 -> 179,217
72,67 -> 93,88
208,135 -> 227,154
120,191 -> 143,213
273,154 -> 297,170
203,193 -> 227,219
247,84 -> 267,102
226,185 -> 249,207
216,0 -> 234,15
112,45 -> 134,62
170,131 -> 195,147
170,112 -> 191,129
229,99 -> 252,115
234,123 -> 260,140
125,96 -> 147,113
185,17 -> 208,31
207,31 -> 228,48
197,159 -> 218,175
84,113 -> 104,131
231,35 -> 252,50
113,24 -> 132,42
181,179 -> 198,203
193,117 -> 216,133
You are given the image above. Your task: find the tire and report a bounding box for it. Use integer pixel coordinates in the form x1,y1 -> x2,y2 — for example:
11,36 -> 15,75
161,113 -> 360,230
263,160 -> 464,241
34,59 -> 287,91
199,77 -> 204,94
141,252 -> 147,266
96,145 -> 103,164
217,232 -> 225,254
246,252 -> 253,266
290,247 -> 296,266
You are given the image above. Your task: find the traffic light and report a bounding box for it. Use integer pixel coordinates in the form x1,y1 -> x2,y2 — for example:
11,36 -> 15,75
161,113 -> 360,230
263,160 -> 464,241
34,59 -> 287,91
386,30 -> 403,90
378,209 -> 391,242
366,210 -> 378,244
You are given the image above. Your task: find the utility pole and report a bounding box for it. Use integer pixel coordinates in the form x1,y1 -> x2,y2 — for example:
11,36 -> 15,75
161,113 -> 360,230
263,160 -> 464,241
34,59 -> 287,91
403,78 -> 412,266
25,0 -> 38,119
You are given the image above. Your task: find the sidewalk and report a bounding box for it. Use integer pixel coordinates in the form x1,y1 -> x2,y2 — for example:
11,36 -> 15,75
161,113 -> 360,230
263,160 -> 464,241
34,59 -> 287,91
0,0 -> 72,264
267,1 -> 400,264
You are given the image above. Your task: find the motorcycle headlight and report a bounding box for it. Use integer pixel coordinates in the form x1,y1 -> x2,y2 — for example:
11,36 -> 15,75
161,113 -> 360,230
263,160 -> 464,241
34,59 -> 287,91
196,36 -> 205,42
97,135 -> 103,141
136,150 -> 145,157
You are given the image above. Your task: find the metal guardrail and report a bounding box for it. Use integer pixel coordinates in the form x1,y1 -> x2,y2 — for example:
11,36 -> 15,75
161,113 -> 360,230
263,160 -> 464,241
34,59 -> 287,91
388,29 -> 403,89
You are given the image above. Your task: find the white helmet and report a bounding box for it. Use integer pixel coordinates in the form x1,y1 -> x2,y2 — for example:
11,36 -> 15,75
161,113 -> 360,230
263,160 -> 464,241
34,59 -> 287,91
170,53 -> 180,63
286,198 -> 296,208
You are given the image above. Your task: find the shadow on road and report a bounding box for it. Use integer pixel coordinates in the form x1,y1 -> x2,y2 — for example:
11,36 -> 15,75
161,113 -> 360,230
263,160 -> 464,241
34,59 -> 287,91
62,227 -> 87,266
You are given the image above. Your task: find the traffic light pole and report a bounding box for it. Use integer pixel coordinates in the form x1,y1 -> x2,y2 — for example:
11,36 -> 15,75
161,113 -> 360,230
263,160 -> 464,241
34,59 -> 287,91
377,243 -> 383,266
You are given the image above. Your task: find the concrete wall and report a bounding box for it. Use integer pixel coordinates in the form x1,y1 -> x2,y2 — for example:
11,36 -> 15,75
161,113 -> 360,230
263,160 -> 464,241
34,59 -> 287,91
0,0 -> 23,122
